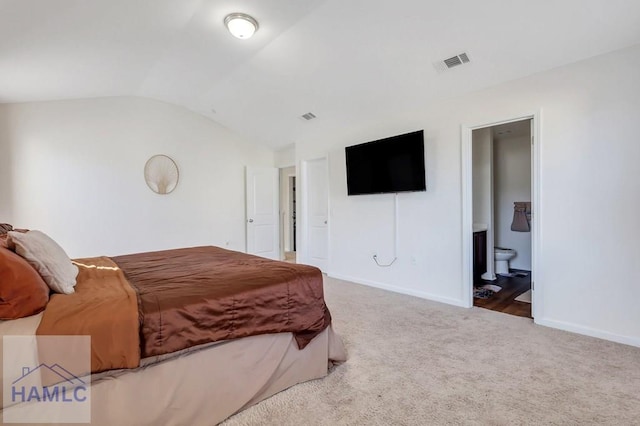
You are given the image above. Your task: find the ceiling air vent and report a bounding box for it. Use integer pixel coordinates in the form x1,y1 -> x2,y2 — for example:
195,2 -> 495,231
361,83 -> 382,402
300,112 -> 317,121
434,52 -> 471,72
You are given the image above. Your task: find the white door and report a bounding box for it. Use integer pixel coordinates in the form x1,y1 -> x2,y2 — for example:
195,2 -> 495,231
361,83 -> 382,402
303,157 -> 329,271
246,167 -> 279,260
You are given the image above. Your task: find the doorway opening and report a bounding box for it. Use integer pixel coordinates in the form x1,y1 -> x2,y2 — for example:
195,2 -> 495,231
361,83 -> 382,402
462,113 -> 540,320
279,166 -> 297,263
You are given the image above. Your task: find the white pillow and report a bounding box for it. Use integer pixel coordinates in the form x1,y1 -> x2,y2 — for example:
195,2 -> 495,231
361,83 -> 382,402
8,230 -> 78,294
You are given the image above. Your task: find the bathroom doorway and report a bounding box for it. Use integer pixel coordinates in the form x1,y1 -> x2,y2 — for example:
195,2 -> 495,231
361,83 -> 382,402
462,113 -> 540,319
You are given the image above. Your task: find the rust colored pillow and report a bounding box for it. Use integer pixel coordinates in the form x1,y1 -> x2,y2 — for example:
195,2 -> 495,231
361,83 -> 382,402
0,247 -> 50,319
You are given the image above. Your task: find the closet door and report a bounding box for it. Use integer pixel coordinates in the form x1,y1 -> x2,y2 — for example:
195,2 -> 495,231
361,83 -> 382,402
245,167 -> 279,260
302,157 -> 329,272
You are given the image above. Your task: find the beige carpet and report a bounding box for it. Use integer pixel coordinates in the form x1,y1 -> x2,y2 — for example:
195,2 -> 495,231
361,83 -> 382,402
223,276 -> 640,425
284,251 -> 297,264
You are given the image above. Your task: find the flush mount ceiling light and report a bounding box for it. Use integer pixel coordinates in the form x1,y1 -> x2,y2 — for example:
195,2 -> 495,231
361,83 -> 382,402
224,13 -> 259,39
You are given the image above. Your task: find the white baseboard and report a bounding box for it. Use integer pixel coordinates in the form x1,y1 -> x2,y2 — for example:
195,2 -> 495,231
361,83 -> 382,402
327,273 -> 467,308
535,318 -> 640,348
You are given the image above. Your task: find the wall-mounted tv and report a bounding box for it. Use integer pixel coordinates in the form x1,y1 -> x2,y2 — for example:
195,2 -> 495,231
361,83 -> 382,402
345,130 -> 426,195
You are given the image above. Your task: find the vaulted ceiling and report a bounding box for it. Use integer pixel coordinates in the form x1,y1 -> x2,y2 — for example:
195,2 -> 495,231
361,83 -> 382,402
2,0 -> 640,149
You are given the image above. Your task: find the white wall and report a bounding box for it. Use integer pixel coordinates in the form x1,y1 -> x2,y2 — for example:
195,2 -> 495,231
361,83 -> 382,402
494,134 -> 532,270
0,110 -> 13,221
472,128 -> 492,228
472,128 -> 495,280
275,144 -> 295,168
296,44 -> 640,346
0,97 -> 273,257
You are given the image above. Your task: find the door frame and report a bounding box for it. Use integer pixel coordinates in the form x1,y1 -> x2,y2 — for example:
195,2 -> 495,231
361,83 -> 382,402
278,165 -> 296,259
461,111 -> 541,320
288,175 -> 296,252
299,155 -> 330,272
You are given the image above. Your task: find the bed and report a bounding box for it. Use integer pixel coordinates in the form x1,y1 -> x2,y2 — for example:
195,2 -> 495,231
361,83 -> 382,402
0,233 -> 346,425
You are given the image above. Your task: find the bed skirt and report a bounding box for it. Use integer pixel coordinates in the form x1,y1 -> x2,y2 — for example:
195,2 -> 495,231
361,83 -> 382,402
1,316 -> 346,425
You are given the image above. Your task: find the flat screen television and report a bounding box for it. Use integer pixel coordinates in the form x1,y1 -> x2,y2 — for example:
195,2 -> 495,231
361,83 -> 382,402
345,130 -> 426,195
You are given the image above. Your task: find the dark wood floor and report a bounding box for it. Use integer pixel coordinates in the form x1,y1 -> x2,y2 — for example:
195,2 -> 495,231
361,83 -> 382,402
474,270 -> 532,318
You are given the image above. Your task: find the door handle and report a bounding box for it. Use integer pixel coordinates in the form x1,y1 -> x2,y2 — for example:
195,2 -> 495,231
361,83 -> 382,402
324,220 -> 327,224
248,219 -> 254,223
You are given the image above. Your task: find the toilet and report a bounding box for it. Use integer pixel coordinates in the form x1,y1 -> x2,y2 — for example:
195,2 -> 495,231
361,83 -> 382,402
494,247 -> 516,275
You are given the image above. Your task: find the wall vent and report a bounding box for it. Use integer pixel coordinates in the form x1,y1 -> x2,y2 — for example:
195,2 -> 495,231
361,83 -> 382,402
434,52 -> 471,72
300,112 -> 317,121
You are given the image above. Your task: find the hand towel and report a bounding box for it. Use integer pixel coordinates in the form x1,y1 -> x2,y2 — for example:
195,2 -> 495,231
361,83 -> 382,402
511,202 -> 530,232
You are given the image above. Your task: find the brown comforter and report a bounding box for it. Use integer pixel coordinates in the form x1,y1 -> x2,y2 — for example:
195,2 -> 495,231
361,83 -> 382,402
36,247 -> 331,373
